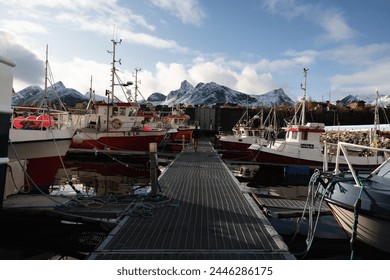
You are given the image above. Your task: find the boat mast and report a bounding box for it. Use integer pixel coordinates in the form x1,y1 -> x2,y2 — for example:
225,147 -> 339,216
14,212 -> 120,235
106,38 -> 121,131
134,68 -> 141,103
90,75 -> 93,100
372,89 -> 380,147
86,75 -> 95,110
43,45 -> 49,107
109,39 -> 122,102
300,68 -> 308,125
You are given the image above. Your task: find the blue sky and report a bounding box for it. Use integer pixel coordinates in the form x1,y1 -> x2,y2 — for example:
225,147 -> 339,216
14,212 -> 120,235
1,0 -> 389,102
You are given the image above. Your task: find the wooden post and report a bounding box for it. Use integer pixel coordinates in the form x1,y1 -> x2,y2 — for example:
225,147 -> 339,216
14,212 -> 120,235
149,142 -> 158,196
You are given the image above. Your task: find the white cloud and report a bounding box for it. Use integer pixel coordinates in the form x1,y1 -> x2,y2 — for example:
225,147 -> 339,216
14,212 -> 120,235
50,57 -> 111,95
2,20 -> 48,34
236,66 -> 277,94
329,59 -> 390,97
155,62 -> 189,92
262,0 -> 308,19
148,0 -> 206,26
133,58 -> 285,97
0,0 -> 172,48
324,44 -> 390,66
0,30 -> 44,86
315,10 -> 355,44
262,0 -> 356,44
188,58 -> 237,88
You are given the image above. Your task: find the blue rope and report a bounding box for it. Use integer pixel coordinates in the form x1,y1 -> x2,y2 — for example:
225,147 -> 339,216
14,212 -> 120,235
350,177 -> 364,260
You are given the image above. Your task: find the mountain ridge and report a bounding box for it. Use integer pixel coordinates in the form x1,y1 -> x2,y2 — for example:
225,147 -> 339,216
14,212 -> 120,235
12,80 -> 296,107
147,80 -> 295,107
12,80 -> 385,108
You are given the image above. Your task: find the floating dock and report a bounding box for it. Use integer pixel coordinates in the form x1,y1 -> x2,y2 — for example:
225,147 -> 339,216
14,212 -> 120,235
88,140 -> 295,260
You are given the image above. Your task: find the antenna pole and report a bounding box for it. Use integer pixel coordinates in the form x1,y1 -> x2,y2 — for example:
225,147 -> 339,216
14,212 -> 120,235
373,89 -> 380,147
134,68 -> 141,102
44,45 -> 49,107
110,39 -> 122,102
90,75 -> 93,100
301,68 -> 309,125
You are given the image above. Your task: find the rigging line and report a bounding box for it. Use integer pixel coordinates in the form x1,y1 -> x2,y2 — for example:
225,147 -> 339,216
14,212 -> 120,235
73,132 -> 150,171
289,170 -> 328,258
49,129 -> 82,196
74,133 -> 150,169
7,137 -> 70,207
6,163 -> 29,194
47,62 -> 67,111
350,176 -> 365,260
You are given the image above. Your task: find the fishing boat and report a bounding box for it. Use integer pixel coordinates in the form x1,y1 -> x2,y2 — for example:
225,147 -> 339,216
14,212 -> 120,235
155,105 -> 194,152
69,39 -> 166,153
162,106 -> 194,142
7,47 -> 76,194
248,69 -> 385,170
70,101 -> 166,152
9,107 -> 75,193
314,141 -> 390,254
217,106 -> 277,161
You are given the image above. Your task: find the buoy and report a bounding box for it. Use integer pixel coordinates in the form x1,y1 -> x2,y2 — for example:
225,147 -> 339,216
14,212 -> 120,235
72,133 -> 84,144
111,118 -> 122,129
26,115 -> 39,127
37,114 -> 55,128
13,116 -> 25,129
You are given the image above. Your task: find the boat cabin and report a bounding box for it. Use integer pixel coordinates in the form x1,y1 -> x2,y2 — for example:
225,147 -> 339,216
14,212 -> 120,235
284,122 -> 325,148
233,125 -> 268,139
87,102 -> 139,132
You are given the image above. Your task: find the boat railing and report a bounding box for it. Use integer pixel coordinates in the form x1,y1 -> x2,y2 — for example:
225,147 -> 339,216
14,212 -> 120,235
324,141 -> 390,186
11,105 -> 72,130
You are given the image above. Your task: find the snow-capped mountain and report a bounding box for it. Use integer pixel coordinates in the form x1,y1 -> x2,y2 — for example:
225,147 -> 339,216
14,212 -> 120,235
375,95 -> 390,107
340,94 -> 390,107
340,94 -> 375,105
13,80 -> 295,108
12,81 -> 88,107
147,80 -> 295,107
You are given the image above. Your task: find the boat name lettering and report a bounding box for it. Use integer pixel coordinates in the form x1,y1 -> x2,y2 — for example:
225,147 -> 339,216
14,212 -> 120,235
300,143 -> 314,149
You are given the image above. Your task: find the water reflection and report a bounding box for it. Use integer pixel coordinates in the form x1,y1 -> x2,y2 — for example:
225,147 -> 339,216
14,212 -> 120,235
53,152 -> 160,197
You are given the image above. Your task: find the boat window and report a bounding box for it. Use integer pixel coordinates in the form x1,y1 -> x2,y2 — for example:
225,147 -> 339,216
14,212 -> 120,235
301,131 -> 308,140
119,107 -> 126,116
254,131 -> 260,137
377,162 -> 390,178
128,108 -> 137,117
292,131 -> 298,139
112,107 -> 118,116
248,131 -> 253,136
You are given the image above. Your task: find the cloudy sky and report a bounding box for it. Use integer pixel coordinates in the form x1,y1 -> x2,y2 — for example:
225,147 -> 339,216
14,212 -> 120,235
1,0 -> 389,102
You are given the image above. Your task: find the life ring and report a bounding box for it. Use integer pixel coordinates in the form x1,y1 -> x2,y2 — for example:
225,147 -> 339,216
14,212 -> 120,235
111,118 -> 122,129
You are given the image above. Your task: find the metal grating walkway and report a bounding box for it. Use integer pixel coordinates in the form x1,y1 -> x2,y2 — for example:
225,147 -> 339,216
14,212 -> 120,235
88,140 -> 294,260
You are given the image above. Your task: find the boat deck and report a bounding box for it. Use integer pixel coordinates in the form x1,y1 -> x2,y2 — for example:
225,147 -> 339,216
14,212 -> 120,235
88,140 -> 294,260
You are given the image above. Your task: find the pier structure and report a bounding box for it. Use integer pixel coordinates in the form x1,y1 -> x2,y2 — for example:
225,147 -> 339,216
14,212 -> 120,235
88,139 -> 294,260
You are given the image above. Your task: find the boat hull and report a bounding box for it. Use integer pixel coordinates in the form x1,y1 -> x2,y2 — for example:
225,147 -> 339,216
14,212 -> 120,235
217,136 -> 264,162
250,145 -> 383,170
218,138 -> 252,151
8,132 -> 73,192
326,203 -> 390,253
70,131 -> 166,151
171,128 -> 193,142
